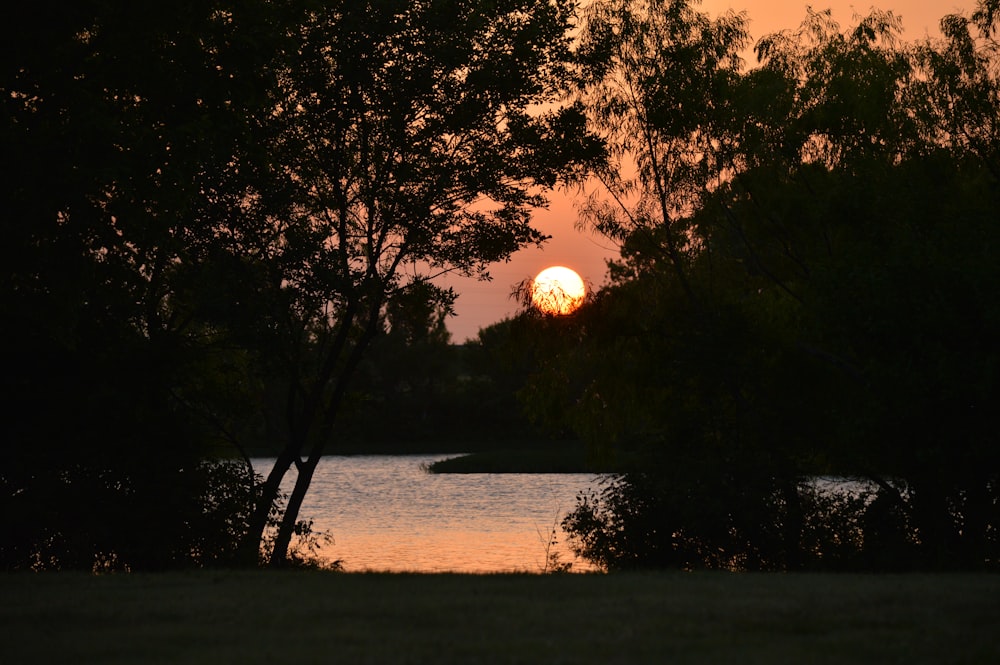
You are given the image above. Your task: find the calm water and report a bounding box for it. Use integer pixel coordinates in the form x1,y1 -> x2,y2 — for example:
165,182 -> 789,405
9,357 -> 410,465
252,455 -> 602,573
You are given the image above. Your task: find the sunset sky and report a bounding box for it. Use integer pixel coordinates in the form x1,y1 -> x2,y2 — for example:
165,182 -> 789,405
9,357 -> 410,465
442,0 -> 977,343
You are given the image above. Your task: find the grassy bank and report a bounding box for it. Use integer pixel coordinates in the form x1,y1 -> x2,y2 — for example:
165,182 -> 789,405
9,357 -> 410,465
3,571 -> 998,664
427,450 -> 592,473
425,447 -> 607,473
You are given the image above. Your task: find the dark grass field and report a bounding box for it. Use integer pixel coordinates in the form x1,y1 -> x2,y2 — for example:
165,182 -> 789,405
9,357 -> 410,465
2,571 -> 998,664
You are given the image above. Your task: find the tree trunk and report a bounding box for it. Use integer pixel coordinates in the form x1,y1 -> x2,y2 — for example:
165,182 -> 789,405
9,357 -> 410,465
263,307 -> 382,567
238,448 -> 295,566
269,456 -> 319,567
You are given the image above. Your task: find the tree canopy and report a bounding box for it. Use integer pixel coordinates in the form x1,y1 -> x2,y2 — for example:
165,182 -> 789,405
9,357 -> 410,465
2,0 -> 599,570
522,0 -> 1000,571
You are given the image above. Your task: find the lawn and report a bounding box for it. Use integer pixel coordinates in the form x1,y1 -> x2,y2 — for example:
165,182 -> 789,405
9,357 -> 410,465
2,571 -> 997,664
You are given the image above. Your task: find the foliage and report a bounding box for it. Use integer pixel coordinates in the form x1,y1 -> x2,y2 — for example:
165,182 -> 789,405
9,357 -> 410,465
2,0 -> 600,568
1,459 -> 256,571
574,0 -> 750,302
1,0 -> 286,570
214,0 -> 602,566
545,0 -> 1000,571
536,512 -> 574,573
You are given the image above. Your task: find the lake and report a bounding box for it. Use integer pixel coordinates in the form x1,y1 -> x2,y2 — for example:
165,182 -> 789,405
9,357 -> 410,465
252,455 -> 603,573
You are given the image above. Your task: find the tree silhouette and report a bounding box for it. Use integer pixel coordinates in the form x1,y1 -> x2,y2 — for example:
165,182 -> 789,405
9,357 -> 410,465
544,1 -> 1000,571
227,0 -> 599,566
2,0 -> 294,569
573,0 -> 750,306
2,1 -> 601,569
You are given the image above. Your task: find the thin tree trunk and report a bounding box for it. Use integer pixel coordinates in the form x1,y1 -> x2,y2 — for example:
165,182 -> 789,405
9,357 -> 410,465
239,448 -> 296,565
266,302 -> 383,567
269,456 -> 319,566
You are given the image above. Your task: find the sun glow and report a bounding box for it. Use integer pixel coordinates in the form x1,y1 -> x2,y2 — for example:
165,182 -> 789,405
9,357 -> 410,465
530,266 -> 586,315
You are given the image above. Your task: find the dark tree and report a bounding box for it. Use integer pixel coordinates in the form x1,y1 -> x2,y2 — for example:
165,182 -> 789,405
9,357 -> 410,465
1,0 -> 292,569
2,0 -> 600,569
204,0 -> 599,566
542,2 -> 999,571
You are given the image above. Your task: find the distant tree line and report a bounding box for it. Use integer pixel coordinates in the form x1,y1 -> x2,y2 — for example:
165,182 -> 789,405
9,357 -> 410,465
318,315 -> 562,451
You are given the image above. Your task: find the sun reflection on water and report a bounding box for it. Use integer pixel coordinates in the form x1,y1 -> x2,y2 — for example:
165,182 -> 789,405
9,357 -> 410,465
254,454 -> 601,573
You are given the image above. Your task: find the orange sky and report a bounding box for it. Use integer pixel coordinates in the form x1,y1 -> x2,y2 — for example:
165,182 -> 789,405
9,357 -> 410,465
443,0 -> 978,343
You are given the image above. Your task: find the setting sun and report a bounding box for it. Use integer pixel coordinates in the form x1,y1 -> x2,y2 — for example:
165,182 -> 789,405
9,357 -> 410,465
530,266 -> 586,315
